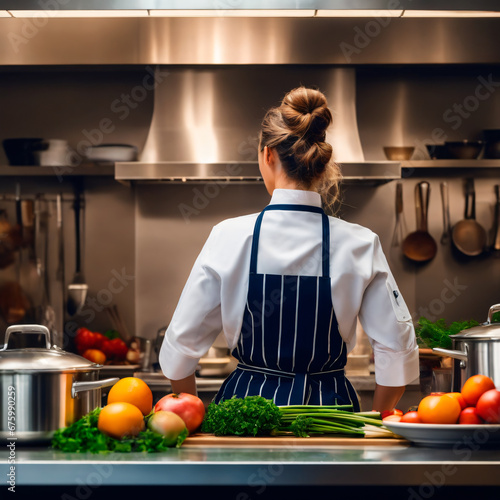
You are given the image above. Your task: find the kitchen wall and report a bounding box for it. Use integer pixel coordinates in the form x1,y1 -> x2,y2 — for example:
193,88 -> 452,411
1,64 -> 500,353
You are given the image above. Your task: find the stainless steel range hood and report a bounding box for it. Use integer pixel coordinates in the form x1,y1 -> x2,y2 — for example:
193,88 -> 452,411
115,66 -> 400,183
2,0 -> 499,13
115,161 -> 401,183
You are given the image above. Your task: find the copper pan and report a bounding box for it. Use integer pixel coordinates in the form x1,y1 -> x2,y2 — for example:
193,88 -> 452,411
402,181 -> 437,263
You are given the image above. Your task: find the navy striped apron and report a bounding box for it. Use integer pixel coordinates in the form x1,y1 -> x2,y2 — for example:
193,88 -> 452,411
214,204 -> 360,410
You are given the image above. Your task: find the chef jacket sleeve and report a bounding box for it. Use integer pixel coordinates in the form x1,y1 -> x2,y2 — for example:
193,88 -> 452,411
159,229 -> 223,380
358,235 -> 420,387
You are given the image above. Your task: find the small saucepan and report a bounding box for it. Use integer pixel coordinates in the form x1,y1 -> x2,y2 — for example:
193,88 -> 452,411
0,324 -> 118,442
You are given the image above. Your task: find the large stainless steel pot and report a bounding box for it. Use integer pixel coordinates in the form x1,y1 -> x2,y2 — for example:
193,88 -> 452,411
0,324 -> 118,442
433,304 -> 500,391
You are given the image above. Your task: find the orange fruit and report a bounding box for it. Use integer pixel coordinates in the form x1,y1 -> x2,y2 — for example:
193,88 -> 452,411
82,349 -> 107,365
417,394 -> 461,424
461,375 -> 496,406
98,402 -> 145,439
107,377 -> 153,416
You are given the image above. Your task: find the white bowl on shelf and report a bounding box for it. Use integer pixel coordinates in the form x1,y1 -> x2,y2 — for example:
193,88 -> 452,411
34,149 -> 69,166
84,144 -> 138,162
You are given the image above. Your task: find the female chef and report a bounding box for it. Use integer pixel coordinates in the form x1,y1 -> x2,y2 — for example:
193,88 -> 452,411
159,86 -> 419,412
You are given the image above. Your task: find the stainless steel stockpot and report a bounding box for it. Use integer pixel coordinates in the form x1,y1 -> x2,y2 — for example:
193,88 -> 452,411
0,324 -> 118,442
434,304 -> 500,391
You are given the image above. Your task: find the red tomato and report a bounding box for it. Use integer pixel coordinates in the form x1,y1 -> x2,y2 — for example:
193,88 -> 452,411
93,333 -> 108,350
383,414 -> 402,422
446,392 -> 467,410
461,375 -> 496,406
459,407 -> 483,425
102,338 -> 129,361
74,328 -> 97,354
154,393 -> 206,433
476,389 -> 500,424
381,409 -> 403,419
400,411 -> 421,423
81,349 -> 107,365
417,394 -> 461,424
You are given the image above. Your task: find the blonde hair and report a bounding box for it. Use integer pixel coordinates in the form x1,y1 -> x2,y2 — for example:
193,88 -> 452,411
259,86 -> 342,211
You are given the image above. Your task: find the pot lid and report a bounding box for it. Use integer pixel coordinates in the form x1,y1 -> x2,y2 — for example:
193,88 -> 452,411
0,324 -> 100,372
450,304 -> 500,341
0,346 -> 100,372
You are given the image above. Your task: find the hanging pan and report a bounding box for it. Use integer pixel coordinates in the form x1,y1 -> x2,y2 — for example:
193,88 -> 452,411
451,178 -> 487,257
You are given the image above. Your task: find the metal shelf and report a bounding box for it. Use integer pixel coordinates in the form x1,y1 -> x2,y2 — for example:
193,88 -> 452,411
4,160 -> 500,181
402,159 -> 500,168
0,164 -> 115,176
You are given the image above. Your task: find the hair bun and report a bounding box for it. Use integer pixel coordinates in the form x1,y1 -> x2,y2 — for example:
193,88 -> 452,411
281,87 -> 332,143
258,85 -> 341,210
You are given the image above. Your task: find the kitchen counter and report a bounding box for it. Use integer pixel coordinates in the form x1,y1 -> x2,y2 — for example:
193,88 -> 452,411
2,437 -> 500,499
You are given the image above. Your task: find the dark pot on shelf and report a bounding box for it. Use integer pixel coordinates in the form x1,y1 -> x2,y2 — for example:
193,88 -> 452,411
482,129 -> 500,159
2,138 -> 43,166
445,140 -> 484,160
426,144 -> 448,159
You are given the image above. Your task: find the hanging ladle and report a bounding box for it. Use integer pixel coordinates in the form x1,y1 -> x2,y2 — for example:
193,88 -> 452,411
402,181 -> 437,263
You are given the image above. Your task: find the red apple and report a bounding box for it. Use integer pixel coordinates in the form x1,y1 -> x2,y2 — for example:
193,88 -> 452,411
154,393 -> 205,433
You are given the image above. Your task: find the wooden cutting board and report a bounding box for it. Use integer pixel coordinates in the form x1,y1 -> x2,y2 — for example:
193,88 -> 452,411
183,431 -> 408,448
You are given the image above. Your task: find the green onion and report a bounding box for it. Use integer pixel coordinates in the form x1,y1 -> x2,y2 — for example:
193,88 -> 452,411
202,396 -> 384,438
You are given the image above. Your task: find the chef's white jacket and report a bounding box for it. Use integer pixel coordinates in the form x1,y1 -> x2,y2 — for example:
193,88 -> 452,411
160,189 -> 419,387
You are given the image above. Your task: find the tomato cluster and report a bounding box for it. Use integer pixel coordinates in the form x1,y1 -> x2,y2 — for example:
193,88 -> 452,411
75,327 -> 129,364
383,374 -> 500,425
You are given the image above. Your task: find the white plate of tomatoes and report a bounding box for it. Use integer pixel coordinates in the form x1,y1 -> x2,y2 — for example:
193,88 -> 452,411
382,374 -> 500,447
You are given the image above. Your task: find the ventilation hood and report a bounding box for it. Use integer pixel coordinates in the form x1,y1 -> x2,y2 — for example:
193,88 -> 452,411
115,66 -> 400,183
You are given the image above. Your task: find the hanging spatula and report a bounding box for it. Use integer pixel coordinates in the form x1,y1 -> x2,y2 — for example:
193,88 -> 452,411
67,182 -> 88,316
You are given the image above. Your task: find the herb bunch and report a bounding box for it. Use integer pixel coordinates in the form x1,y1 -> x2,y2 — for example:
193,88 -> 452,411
202,395 -> 281,436
201,396 -> 385,438
416,317 -> 479,349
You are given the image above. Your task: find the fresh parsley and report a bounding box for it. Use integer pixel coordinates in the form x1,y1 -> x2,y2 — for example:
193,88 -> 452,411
416,317 -> 479,349
201,395 -> 282,436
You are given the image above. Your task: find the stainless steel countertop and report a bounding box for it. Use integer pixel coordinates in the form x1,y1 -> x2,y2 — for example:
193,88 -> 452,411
1,443 -> 499,487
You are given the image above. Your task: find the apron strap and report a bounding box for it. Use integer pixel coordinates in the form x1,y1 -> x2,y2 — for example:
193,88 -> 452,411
250,204 -> 330,277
